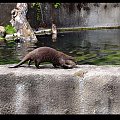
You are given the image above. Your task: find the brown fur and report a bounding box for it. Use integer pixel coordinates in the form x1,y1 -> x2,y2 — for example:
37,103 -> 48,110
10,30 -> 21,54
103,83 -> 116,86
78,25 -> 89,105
9,47 -> 76,69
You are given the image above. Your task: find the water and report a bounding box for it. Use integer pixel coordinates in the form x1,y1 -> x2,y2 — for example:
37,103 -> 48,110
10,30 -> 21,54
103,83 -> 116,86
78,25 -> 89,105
0,29 -> 120,65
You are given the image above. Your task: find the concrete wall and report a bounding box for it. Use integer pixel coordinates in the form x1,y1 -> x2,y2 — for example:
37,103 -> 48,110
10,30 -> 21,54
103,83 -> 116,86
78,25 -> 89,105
1,64 -> 120,114
0,3 -> 120,29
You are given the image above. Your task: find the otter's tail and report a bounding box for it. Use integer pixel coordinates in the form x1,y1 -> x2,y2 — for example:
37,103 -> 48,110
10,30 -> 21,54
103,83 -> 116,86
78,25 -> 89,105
8,57 -> 29,68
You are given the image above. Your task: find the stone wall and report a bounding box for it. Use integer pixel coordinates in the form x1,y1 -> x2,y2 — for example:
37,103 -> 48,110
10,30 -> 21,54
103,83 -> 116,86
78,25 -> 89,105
0,3 -> 16,26
0,64 -> 120,114
0,3 -> 120,29
27,3 -> 120,28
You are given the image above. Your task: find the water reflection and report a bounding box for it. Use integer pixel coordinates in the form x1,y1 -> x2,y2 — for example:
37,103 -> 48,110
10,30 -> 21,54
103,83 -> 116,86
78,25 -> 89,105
52,33 -> 57,42
36,29 -> 120,65
0,29 -> 120,65
15,41 -> 36,60
0,39 -> 37,64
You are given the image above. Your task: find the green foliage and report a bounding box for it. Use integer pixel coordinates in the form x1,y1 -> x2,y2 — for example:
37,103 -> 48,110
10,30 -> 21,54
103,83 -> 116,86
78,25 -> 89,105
5,25 -> 16,34
31,3 -> 40,8
0,36 -> 5,41
31,3 -> 41,21
31,2 -> 61,22
54,3 -> 61,8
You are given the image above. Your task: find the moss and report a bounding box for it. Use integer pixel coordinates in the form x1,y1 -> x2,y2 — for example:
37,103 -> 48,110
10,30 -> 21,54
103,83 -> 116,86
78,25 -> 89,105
89,58 -> 107,65
54,3 -> 61,8
31,3 -> 41,21
0,37 -> 5,41
69,49 -> 77,54
76,51 -> 84,55
58,26 -> 120,32
0,59 -> 20,65
75,49 -> 120,65
84,53 -> 96,58
86,50 -> 120,65
75,53 -> 96,61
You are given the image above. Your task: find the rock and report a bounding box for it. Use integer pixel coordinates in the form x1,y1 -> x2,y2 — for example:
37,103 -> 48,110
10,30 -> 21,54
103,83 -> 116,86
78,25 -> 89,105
0,64 -> 120,114
10,3 -> 37,42
51,23 -> 57,42
0,26 -> 6,38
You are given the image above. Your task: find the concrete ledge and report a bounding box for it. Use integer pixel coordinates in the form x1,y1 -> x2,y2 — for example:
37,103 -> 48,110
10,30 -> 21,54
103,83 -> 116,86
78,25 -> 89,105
0,64 -> 120,114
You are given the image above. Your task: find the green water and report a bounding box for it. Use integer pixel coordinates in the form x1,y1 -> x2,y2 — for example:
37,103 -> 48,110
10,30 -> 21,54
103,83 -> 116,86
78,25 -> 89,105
1,29 -> 120,65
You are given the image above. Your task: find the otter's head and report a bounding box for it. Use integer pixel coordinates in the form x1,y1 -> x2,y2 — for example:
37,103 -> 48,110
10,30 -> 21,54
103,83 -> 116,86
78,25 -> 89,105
59,51 -> 76,62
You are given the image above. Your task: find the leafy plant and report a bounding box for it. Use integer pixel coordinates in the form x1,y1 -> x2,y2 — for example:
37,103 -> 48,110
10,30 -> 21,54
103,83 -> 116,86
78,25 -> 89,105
31,3 -> 40,8
4,25 -> 16,34
54,3 -> 61,8
31,3 -> 41,21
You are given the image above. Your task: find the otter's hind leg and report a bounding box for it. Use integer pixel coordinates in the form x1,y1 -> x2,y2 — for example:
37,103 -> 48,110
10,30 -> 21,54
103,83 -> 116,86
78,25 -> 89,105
35,59 -> 41,69
28,59 -> 32,66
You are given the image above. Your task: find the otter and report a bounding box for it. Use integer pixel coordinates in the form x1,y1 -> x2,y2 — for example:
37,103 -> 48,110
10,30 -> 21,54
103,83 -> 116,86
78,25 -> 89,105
9,47 -> 76,69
